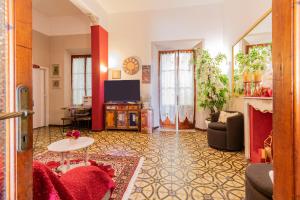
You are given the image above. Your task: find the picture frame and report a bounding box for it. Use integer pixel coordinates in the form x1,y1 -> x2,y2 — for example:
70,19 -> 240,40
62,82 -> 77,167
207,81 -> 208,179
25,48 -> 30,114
111,69 -> 121,79
142,65 -> 151,84
51,64 -> 60,77
51,80 -> 61,89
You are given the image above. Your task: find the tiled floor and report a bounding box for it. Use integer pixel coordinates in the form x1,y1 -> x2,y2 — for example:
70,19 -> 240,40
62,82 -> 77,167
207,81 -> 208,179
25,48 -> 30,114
33,127 -> 247,200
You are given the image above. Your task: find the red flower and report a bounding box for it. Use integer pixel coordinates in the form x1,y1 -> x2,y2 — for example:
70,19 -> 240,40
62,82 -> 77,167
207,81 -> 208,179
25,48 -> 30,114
66,130 -> 81,139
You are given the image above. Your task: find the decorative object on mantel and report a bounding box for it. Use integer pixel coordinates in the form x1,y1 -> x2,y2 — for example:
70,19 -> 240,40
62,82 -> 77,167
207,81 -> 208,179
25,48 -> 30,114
142,65 -> 151,83
235,46 -> 272,97
123,57 -> 140,75
194,49 -> 229,126
111,69 -> 121,79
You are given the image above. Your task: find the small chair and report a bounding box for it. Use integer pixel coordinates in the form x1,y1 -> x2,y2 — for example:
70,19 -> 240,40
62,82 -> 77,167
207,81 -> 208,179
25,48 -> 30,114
61,107 -> 75,133
207,111 -> 244,151
73,107 -> 92,132
245,163 -> 273,200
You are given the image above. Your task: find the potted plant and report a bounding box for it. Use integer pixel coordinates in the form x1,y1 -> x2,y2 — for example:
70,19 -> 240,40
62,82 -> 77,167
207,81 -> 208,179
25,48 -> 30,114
236,52 -> 252,82
236,45 -> 272,83
194,49 -> 229,127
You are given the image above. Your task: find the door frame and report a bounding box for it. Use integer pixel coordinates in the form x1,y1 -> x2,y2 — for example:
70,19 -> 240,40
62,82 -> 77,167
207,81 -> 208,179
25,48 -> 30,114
5,0 -> 17,198
273,0 -> 300,199
158,49 -> 196,130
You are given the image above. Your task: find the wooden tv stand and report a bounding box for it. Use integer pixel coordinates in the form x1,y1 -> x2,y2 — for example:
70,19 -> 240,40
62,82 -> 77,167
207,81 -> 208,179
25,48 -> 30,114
104,102 -> 142,131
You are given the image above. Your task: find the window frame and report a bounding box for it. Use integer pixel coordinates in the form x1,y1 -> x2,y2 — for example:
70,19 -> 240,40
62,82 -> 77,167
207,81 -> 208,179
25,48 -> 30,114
71,55 -> 92,105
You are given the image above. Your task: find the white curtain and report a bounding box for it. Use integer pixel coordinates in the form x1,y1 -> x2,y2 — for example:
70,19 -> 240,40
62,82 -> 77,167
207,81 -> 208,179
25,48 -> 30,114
159,51 -> 194,128
178,52 -> 194,123
86,57 -> 92,96
72,57 -> 85,105
160,52 -> 176,124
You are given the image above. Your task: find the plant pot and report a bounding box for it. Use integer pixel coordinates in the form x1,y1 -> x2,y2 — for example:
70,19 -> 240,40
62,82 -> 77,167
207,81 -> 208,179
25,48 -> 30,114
205,119 -> 211,129
254,70 -> 262,82
243,71 -> 252,82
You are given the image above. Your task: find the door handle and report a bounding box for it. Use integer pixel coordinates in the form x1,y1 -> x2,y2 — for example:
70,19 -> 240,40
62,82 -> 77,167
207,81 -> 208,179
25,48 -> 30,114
16,85 -> 34,152
0,110 -> 34,121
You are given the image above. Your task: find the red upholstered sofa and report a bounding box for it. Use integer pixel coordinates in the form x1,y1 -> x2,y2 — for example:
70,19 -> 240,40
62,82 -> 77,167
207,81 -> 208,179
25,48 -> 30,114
33,161 -> 115,200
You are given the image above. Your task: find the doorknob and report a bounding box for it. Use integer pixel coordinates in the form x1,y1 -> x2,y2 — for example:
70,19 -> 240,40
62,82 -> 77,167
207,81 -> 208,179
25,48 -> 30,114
16,85 -> 34,152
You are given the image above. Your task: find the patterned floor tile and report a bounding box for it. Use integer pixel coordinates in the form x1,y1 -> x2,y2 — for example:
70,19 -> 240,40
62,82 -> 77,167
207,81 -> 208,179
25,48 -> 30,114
33,127 -> 247,200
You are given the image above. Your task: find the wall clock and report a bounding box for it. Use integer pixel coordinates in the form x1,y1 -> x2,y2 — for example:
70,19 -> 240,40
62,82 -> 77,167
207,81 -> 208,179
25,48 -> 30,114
123,57 -> 140,75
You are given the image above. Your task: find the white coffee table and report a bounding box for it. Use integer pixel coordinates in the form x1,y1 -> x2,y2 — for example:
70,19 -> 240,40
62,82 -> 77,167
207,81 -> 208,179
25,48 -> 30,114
47,137 -> 94,173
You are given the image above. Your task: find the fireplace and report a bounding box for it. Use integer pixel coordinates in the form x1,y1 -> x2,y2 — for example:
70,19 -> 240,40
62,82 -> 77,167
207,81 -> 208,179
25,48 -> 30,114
243,97 -> 273,162
249,106 -> 272,162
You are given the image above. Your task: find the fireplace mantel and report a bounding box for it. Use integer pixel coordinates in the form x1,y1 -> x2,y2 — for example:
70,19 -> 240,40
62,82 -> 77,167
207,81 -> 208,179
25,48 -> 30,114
243,97 -> 273,159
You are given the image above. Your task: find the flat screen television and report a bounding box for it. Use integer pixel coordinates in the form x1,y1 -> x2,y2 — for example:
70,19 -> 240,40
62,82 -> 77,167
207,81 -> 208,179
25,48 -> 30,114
104,80 -> 140,102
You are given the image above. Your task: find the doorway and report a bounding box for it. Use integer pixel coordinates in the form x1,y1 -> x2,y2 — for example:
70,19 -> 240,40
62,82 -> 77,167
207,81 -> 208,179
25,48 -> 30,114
159,50 -> 195,130
32,67 -> 48,128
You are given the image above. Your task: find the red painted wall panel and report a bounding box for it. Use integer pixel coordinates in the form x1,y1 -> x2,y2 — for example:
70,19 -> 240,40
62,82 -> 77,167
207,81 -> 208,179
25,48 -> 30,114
91,25 -> 108,131
249,106 -> 272,163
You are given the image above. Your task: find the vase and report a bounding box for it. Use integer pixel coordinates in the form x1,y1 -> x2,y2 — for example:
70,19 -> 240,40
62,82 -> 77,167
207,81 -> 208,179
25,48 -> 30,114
69,138 -> 77,144
243,71 -> 252,82
254,70 -> 262,82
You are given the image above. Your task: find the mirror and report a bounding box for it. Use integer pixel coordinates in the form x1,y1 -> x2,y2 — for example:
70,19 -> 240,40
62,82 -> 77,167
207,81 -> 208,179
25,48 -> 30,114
232,10 -> 272,97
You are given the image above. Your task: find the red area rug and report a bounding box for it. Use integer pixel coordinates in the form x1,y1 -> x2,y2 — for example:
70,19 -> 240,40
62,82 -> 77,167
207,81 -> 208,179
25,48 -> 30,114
34,152 -> 143,200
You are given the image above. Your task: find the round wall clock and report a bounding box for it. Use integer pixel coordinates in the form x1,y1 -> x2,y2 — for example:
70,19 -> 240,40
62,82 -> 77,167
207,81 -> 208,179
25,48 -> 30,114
123,57 -> 140,75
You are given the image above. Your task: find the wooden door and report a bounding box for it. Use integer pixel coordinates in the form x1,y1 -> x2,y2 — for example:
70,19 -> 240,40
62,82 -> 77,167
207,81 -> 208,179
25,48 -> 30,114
15,0 -> 33,199
273,0 -> 300,199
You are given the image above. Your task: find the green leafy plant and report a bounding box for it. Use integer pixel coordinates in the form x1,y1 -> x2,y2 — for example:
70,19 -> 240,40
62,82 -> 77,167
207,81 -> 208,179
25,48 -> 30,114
234,45 -> 272,94
194,49 -> 229,114
236,45 -> 271,73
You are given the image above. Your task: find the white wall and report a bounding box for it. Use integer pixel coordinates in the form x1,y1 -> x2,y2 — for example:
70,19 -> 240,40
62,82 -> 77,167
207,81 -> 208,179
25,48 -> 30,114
33,8 -> 91,36
108,4 -> 224,128
49,34 -> 91,125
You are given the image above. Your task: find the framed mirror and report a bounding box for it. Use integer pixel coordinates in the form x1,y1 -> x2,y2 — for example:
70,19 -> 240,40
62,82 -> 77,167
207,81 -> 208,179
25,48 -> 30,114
232,9 -> 272,97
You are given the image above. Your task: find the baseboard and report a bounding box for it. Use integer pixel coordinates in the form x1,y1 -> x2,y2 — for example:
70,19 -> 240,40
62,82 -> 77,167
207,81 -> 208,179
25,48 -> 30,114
48,124 -> 64,127
195,127 -> 207,132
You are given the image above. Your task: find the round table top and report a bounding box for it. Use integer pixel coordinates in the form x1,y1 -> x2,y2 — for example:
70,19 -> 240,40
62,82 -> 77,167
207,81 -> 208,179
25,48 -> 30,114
47,137 -> 94,152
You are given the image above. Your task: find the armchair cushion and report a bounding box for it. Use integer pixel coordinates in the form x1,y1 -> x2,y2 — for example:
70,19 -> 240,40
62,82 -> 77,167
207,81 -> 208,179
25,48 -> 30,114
208,122 -> 227,131
218,111 -> 239,123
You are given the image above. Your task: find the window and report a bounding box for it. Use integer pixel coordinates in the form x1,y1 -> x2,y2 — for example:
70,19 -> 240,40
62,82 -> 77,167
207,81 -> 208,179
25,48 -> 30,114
72,55 -> 92,105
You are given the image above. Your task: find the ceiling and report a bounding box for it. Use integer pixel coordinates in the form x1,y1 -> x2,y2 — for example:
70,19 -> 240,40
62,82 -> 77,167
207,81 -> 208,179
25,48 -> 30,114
153,39 -> 202,50
33,0 -> 83,17
97,0 -> 224,13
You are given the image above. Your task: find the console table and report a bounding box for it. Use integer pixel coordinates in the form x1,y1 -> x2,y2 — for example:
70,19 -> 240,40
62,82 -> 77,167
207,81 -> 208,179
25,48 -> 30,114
104,102 -> 142,131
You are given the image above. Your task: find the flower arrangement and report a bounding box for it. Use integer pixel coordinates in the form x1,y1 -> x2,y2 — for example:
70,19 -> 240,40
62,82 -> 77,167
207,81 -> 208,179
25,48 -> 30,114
194,49 -> 229,115
66,130 -> 81,139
